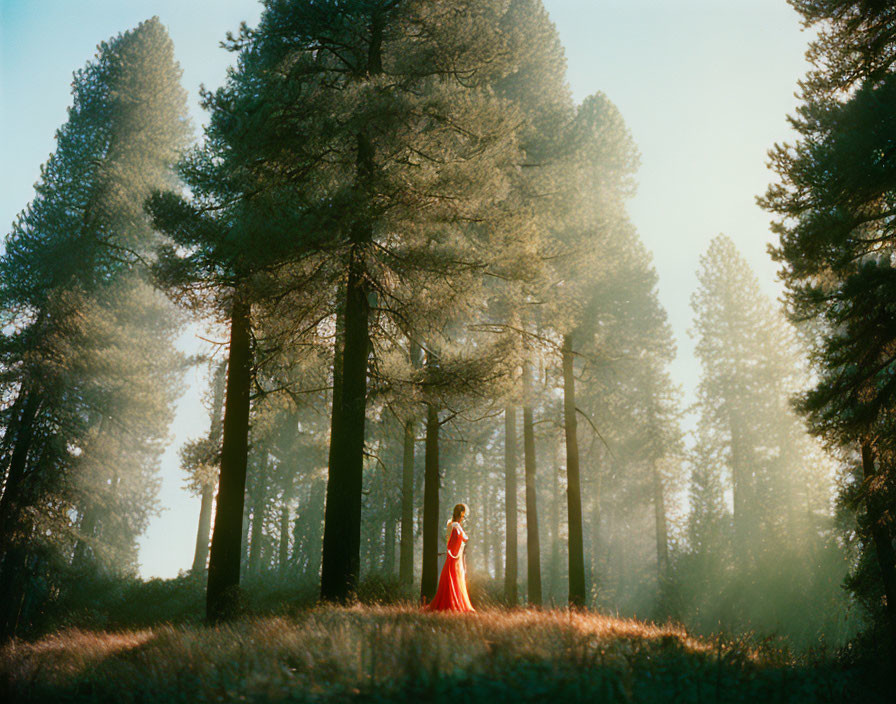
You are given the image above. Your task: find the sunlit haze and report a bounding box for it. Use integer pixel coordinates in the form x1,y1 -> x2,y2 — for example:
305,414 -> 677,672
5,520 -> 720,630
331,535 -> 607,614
0,0 -> 812,579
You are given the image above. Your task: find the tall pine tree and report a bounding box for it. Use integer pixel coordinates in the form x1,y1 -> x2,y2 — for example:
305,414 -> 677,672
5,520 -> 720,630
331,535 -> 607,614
761,0 -> 896,654
0,17 -> 190,637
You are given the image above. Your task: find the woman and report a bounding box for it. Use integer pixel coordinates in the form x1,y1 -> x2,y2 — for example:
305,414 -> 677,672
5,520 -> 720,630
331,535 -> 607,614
424,503 -> 476,612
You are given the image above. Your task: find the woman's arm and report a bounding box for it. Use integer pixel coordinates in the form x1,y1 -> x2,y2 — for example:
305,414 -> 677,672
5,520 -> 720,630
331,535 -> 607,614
446,523 -> 462,559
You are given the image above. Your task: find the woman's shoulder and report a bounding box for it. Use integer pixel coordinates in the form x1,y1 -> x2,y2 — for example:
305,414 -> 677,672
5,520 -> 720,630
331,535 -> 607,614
451,521 -> 468,534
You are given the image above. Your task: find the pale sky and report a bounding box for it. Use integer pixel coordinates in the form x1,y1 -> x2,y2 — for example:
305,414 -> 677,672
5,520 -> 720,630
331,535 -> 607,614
0,0 -> 812,578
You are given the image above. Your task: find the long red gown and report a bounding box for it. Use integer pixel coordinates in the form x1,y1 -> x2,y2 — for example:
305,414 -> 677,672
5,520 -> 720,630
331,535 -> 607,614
424,521 -> 475,612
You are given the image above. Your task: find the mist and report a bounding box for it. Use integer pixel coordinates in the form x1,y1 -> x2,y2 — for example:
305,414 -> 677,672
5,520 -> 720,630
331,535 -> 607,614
1,1 -> 893,701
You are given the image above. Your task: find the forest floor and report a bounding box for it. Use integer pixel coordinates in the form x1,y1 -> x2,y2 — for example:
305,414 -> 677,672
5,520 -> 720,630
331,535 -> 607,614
0,605 -> 888,703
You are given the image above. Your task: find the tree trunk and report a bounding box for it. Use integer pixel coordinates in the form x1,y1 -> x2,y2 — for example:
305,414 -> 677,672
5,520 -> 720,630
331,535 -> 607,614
562,335 -> 586,607
302,474 -> 326,581
522,365 -> 542,605
319,9 -> 383,604
727,408 -> 751,567
643,373 -> 670,611
192,485 -> 214,573
295,507 -> 308,576
240,502 -> 250,573
0,391 -> 40,539
193,360 -> 226,575
504,407 -> 519,604
320,294 -> 344,573
279,492 -> 291,573
731,430 -> 745,562
320,247 -> 370,602
482,477 -> 492,578
384,496 -> 396,577
861,441 -> 896,662
492,473 -> 502,579
0,547 -> 28,638
651,457 -> 670,601
0,390 -> 25,491
399,418 -> 416,584
549,432 -> 561,602
248,471 -> 266,575
206,294 -> 252,622
420,403 -> 440,603
0,389 -> 42,639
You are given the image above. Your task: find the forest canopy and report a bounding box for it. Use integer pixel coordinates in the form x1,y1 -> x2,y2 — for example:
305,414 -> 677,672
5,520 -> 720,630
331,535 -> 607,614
0,2 -> 890,681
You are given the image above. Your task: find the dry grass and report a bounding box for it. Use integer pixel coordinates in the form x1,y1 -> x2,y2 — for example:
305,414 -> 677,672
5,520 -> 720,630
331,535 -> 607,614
0,605 -> 881,703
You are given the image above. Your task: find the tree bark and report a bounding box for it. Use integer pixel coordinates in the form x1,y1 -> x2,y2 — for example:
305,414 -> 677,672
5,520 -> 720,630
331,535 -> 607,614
522,365 -> 542,605
420,403 -> 440,603
861,441 -> 896,662
562,335 -> 586,607
504,406 -> 519,604
206,294 -> 252,622
399,418 -> 416,584
320,294 -> 344,574
319,8 -> 383,604
320,246 -> 370,602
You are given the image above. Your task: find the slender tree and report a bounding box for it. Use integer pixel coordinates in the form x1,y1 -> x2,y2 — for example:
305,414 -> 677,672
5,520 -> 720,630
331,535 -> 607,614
420,401 -> 441,603
504,406 -> 520,604
399,415 -> 416,585
546,93 -> 640,606
522,363 -> 542,605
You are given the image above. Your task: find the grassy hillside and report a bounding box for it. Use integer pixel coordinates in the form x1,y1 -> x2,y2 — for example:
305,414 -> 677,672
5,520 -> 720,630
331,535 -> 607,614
0,606 -> 887,703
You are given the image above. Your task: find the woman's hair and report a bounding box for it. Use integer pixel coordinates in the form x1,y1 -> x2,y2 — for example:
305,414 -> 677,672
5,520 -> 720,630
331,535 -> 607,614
446,503 -> 468,528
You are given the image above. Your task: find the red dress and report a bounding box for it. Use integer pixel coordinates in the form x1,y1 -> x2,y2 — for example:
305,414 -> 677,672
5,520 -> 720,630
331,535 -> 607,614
425,521 -> 475,612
